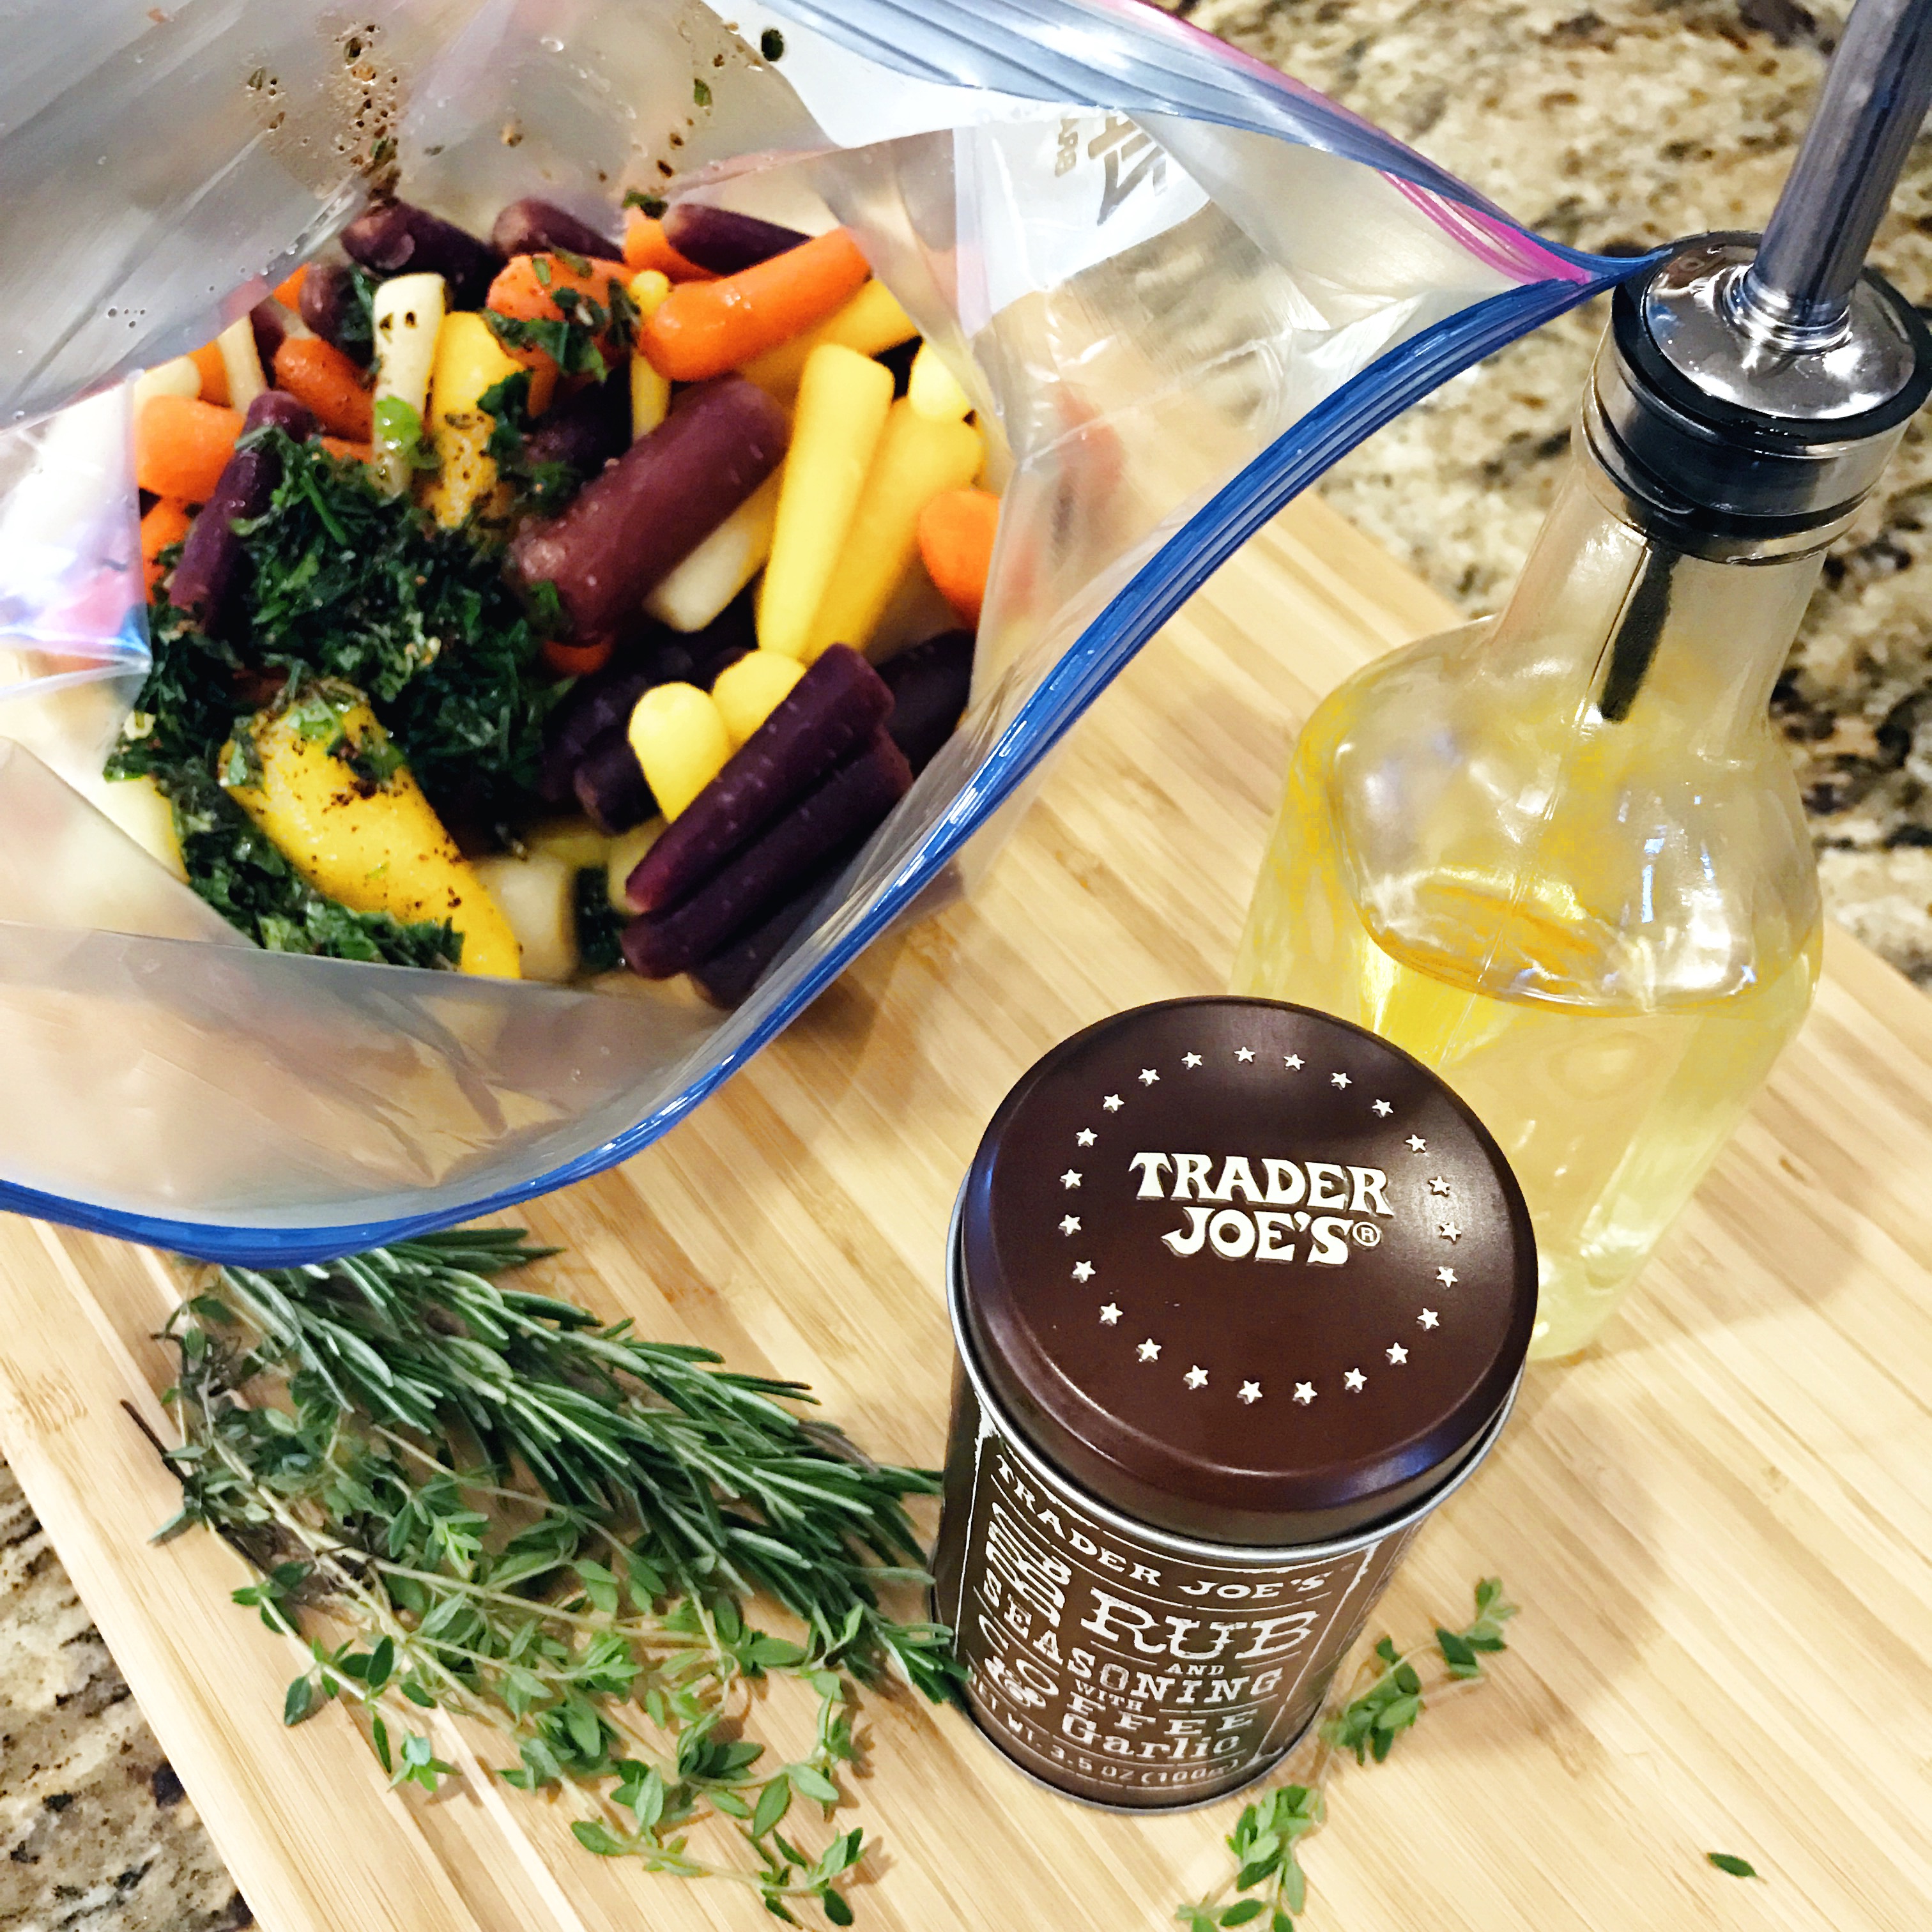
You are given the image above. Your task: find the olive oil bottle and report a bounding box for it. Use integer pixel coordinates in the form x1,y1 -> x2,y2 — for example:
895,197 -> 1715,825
1236,1 -> 1932,1354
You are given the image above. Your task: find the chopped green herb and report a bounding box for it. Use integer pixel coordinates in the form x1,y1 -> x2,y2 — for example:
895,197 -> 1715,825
623,189 -> 668,217
477,371 -> 585,518
524,577 -> 570,638
371,395 -> 438,473
331,263 -> 381,359
486,307 -> 613,382
112,433 -> 557,955
574,867 -> 627,973
1707,1853 -> 1760,1880
693,77 -> 712,108
760,26 -> 786,61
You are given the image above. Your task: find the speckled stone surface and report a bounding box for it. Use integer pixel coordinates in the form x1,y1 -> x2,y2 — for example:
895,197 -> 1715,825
0,1469 -> 249,1931
9,8 -> 1932,1924
1163,0 -> 1932,984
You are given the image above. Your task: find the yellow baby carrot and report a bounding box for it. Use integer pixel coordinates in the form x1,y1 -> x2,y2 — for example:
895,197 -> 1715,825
757,342 -> 894,659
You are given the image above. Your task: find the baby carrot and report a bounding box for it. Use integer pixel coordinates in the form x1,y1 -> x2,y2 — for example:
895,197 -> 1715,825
542,635 -> 616,678
758,344 -> 895,659
135,394 -> 243,503
139,497 -> 192,597
272,264 -> 309,309
622,211 -> 717,282
486,252 -> 634,376
737,279 -> 917,399
273,335 -> 374,440
643,229 -> 872,385
318,436 -> 374,465
807,402 -> 983,661
918,488 -> 1000,629
189,339 -> 229,407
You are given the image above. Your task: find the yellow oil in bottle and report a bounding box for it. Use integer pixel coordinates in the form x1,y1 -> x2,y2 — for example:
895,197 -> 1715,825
1234,684 -> 1820,1355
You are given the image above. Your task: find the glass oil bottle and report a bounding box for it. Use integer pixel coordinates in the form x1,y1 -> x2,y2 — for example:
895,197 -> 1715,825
1234,0 -> 1932,1354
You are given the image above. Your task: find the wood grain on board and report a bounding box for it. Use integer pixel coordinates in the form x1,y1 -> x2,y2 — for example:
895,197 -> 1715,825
1,494 -> 1929,1931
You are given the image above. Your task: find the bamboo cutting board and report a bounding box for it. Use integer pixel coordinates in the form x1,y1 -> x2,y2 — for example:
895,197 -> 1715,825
3,495 -> 1931,1932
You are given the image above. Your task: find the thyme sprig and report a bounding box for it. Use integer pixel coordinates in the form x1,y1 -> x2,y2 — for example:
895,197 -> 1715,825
1177,1579 -> 1518,1931
152,1230 -> 962,1924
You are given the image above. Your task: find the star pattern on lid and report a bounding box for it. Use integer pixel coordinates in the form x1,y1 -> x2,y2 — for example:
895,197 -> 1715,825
1061,1033 -> 1469,1421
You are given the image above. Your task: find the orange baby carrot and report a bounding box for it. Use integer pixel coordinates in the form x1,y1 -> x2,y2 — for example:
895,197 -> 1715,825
318,436 -> 374,465
541,635 -> 615,678
139,497 -> 192,598
642,229 -> 871,384
189,339 -> 229,406
273,336 -> 373,440
918,488 -> 1000,627
135,395 -> 243,503
272,264 -> 308,309
622,211 -> 716,282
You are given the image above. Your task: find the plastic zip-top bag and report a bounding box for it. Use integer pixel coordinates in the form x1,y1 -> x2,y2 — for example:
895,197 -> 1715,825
0,0 -> 1641,1260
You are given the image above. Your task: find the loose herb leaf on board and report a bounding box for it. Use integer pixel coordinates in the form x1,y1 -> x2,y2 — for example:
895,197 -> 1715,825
1176,1579 -> 1518,1930
1708,1852 -> 1761,1878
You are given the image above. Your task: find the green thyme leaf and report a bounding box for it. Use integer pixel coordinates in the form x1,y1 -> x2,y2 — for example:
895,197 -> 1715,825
760,26 -> 785,59
1707,1853 -> 1759,1879
1181,1583 -> 1515,1932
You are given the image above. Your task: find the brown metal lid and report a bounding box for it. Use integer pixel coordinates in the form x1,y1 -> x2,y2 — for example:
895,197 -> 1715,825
957,998 -> 1537,1545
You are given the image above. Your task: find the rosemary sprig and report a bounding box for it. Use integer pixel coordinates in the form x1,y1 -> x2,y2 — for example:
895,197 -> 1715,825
151,1230 -> 962,1925
1177,1578 -> 1518,1931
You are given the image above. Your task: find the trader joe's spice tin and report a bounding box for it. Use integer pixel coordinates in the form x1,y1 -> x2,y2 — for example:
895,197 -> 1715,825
932,998 -> 1537,1808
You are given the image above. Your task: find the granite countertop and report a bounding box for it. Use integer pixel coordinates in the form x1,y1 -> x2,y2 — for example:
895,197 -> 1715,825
4,4 -> 1927,1925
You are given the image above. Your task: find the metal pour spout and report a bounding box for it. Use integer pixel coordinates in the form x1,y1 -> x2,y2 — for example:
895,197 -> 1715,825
1733,0 -> 1932,351
1584,0 -> 1932,539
